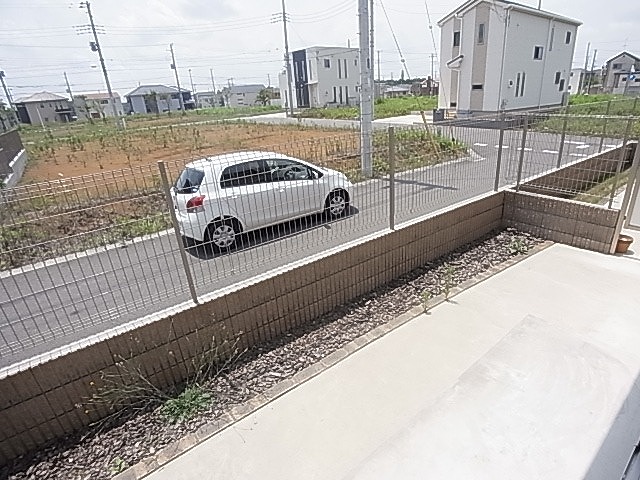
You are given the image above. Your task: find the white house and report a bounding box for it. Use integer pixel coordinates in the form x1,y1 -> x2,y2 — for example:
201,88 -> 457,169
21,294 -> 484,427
224,84 -> 265,107
603,51 -> 640,95
438,0 -> 581,115
194,91 -> 220,108
279,46 -> 359,109
74,92 -> 124,120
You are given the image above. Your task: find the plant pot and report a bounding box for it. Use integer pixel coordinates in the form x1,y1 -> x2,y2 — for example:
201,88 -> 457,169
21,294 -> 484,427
615,234 -> 634,254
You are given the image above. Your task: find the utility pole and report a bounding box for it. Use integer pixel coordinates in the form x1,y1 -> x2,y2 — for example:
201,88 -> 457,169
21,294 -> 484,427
430,53 -> 436,80
64,71 -> 76,117
188,68 -> 195,95
377,50 -> 381,82
209,68 -> 216,93
280,0 -> 295,116
0,71 -> 14,110
587,49 -> 597,93
268,73 -> 271,87
580,42 -> 590,94
359,0 -> 373,176
64,71 -> 74,104
370,0 -> 375,104
169,43 -> 186,114
80,1 -> 120,127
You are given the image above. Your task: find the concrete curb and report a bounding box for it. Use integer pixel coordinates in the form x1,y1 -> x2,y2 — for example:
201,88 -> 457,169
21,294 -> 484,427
114,239 -> 553,480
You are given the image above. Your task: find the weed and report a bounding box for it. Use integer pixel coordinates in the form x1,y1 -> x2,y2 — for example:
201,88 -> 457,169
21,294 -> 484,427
508,237 -> 529,255
442,265 -> 456,300
161,386 -> 212,423
420,290 -> 432,312
109,456 -> 129,475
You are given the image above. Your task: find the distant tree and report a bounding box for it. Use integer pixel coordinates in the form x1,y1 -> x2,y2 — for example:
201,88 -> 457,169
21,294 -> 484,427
256,88 -> 272,106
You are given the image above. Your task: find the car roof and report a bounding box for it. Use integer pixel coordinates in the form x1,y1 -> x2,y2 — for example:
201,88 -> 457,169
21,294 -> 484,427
186,151 -> 295,170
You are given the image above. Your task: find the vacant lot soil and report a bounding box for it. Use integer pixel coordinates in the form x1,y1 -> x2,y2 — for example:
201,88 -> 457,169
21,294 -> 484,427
21,123 -> 356,183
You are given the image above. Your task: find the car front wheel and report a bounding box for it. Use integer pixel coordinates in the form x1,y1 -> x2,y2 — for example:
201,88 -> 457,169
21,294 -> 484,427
325,190 -> 349,218
205,219 -> 240,253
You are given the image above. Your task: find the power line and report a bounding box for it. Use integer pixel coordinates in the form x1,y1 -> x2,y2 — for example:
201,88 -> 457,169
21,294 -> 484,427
379,0 -> 410,79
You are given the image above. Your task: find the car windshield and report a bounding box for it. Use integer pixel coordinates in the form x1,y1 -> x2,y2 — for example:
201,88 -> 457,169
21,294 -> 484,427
175,167 -> 204,194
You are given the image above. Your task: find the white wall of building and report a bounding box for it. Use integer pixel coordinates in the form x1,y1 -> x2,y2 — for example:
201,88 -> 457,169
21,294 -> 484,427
438,1 -> 578,114
281,47 -> 359,109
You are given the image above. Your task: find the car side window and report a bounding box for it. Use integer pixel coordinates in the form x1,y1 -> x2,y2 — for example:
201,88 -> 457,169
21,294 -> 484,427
265,159 -> 315,182
220,160 -> 268,188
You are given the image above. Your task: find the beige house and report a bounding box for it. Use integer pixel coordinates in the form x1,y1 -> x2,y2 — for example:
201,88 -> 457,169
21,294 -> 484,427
14,92 -> 73,125
74,92 -> 124,120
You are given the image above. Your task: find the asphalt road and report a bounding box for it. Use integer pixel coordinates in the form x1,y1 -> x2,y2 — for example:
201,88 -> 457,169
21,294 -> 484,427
0,125 -> 620,368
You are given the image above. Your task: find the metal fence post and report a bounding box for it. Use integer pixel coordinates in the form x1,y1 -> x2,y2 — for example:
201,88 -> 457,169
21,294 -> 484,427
610,135 -> 640,253
599,100 -> 613,153
516,114 -> 528,191
388,126 -> 396,231
494,112 -> 506,191
157,160 -> 199,304
607,117 -> 634,209
556,115 -> 569,168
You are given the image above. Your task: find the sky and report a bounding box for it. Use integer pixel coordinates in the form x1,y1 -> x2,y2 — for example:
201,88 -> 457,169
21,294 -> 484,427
0,0 -> 639,102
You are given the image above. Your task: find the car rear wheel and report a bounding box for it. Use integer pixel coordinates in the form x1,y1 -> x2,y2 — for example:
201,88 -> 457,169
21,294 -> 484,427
325,189 -> 349,218
205,219 -> 241,253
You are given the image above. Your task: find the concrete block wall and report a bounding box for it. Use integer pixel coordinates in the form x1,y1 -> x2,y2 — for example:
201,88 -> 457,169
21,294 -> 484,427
503,190 -> 620,253
0,192 -> 505,465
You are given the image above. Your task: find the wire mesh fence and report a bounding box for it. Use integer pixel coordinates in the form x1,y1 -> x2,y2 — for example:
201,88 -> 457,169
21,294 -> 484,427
0,113 -> 638,366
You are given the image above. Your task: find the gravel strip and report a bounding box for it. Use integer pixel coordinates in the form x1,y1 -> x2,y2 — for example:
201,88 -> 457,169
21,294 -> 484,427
3,228 -> 544,480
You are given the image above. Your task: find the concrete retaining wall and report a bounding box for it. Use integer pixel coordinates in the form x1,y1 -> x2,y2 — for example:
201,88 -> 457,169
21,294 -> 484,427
0,193 -> 505,465
503,190 -> 620,253
2,149 -> 27,188
520,143 -> 636,198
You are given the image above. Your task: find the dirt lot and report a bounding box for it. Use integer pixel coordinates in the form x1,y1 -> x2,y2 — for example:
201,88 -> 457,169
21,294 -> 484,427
21,122 -> 357,183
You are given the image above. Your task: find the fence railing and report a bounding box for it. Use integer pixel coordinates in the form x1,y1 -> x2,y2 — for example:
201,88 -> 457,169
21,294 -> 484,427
0,114 -> 638,367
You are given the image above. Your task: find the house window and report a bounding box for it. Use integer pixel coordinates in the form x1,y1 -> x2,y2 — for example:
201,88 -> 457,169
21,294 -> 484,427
324,59 -> 330,68
471,84 -> 483,90
343,59 -> 348,78
477,24 -> 485,44
565,31 -> 571,44
533,46 -> 544,60
450,102 -> 457,107
612,63 -> 622,69
345,86 -> 349,104
333,86 -> 337,103
453,31 -> 461,47
40,104 -> 44,108
549,27 -> 555,51
338,59 -> 342,79
559,79 -> 565,91
354,59 -> 358,66
515,72 -> 526,97
554,72 -> 561,84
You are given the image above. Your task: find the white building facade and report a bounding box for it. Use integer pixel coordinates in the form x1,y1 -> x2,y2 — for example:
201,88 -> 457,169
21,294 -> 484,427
279,46 -> 360,109
438,0 -> 580,115
74,92 -> 124,119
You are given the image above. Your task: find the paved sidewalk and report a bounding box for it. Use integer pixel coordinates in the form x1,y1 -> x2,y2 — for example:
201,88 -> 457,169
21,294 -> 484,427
145,244 -> 640,480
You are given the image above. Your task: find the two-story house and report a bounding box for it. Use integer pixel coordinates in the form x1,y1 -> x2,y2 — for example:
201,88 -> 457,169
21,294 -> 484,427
438,0 -> 581,116
280,46 -> 359,109
14,92 -> 73,125
125,85 -> 194,115
74,92 -> 124,120
602,52 -> 640,95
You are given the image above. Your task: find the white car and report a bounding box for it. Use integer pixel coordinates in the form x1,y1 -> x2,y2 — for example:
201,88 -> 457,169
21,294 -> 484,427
171,151 -> 353,252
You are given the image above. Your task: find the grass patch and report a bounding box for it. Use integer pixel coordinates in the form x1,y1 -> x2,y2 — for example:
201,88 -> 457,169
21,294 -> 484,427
298,96 -> 438,120
161,386 -> 212,423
